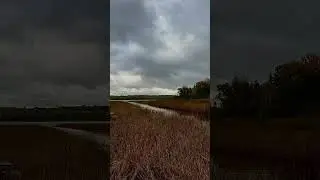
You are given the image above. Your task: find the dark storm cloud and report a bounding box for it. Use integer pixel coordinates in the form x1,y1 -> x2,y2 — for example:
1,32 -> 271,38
110,0 -> 210,95
110,0 -> 154,43
0,0 -> 108,107
211,0 -> 320,85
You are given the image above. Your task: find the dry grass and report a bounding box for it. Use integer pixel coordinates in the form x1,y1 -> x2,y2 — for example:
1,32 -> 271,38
137,99 -> 209,119
213,120 -> 320,159
0,125 -> 109,180
110,101 -> 209,180
212,118 -> 320,179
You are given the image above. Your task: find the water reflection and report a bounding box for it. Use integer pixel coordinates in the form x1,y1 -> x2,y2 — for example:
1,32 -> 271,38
53,127 -> 109,150
127,101 -> 178,116
0,121 -> 109,149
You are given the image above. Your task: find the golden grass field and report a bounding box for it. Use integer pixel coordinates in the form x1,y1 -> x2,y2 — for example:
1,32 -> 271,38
110,101 -> 209,180
0,125 -> 109,180
137,99 -> 210,120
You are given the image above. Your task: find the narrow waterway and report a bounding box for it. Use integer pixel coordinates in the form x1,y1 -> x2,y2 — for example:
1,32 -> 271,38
0,121 -> 110,150
53,127 -> 109,151
124,101 -> 210,135
127,101 -> 179,116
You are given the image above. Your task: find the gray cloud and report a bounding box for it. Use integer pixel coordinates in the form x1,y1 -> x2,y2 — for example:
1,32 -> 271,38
0,0 -> 108,107
110,0 -> 210,95
211,0 -> 320,86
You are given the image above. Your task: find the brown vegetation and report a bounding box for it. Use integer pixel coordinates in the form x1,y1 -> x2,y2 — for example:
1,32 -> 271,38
212,54 -> 320,179
137,99 -> 209,120
212,118 -> 320,179
0,125 -> 108,180
110,101 -> 209,180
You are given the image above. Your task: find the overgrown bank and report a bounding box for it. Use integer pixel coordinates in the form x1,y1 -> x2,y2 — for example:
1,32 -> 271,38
137,99 -> 209,120
110,101 -> 209,179
0,125 -> 109,180
212,54 -> 320,179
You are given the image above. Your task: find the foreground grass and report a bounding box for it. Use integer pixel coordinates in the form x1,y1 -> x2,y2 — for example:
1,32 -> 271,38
213,119 -> 320,159
212,116 -> 320,179
110,101 -> 209,180
137,99 -> 209,120
0,125 -> 108,180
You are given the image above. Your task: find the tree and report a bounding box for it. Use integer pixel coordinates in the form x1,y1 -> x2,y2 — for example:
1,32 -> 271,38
177,78 -> 210,99
268,53 -> 320,116
215,53 -> 320,119
192,78 -> 210,98
177,86 -> 192,98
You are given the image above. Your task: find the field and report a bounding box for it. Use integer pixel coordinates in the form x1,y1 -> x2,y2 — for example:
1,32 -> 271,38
212,115 -> 320,179
136,99 -> 210,120
0,125 -> 109,180
0,105 -> 110,179
110,101 -> 210,179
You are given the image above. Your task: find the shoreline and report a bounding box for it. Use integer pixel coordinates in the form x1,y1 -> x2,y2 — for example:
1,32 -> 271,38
0,125 -> 109,179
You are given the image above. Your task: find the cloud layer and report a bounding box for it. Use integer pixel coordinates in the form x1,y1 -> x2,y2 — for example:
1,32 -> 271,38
0,0 -> 108,107
110,0 -> 210,95
211,0 -> 320,87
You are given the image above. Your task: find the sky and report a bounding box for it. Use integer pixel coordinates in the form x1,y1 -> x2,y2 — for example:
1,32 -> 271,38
211,0 -> 320,95
110,0 -> 210,96
4,0 -> 317,106
0,0 -> 108,107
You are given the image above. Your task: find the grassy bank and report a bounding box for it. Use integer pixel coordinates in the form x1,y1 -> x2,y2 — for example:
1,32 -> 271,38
110,101 -> 209,179
212,116 -> 320,179
137,99 -> 209,120
0,125 -> 109,180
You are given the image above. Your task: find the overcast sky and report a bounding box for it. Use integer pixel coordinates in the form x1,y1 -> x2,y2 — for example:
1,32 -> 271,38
5,0 -> 317,106
110,0 -> 210,96
0,0 -> 108,107
211,0 -> 320,95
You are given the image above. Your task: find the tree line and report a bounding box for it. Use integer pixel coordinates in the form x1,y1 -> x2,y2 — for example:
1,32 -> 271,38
0,106 -> 109,122
214,53 -> 320,120
177,78 -> 210,99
